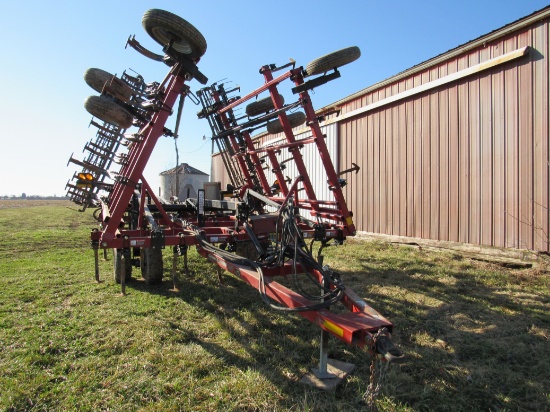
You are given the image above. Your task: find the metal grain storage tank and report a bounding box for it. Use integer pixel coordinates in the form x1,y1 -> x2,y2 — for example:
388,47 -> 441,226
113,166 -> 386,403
159,163 -> 209,201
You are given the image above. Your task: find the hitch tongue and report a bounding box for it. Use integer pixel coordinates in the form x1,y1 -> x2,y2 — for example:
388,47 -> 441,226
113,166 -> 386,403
374,333 -> 405,363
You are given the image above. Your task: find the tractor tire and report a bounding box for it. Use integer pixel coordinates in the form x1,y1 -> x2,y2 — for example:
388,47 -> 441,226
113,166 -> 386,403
114,249 -> 132,284
142,9 -> 207,59
266,111 -> 306,134
84,95 -> 134,129
84,68 -> 133,101
246,96 -> 285,117
304,46 -> 361,77
141,247 -> 164,285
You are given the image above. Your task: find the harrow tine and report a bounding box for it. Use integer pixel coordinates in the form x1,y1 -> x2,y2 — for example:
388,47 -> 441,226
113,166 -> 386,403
67,155 -> 109,176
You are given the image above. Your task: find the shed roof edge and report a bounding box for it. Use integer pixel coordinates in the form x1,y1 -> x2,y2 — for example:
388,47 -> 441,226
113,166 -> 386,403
317,5 -> 550,113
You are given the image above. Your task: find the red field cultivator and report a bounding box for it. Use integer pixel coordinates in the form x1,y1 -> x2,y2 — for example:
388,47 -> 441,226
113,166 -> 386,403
66,8 -> 402,390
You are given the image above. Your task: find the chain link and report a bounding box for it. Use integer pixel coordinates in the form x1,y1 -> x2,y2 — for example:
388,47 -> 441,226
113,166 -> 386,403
363,327 -> 390,411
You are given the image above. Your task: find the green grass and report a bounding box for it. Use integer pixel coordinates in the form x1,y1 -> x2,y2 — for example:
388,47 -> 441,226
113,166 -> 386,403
0,202 -> 548,411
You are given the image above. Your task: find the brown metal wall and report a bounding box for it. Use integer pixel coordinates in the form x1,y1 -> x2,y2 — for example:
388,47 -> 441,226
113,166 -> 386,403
211,124 -> 339,207
340,19 -> 550,252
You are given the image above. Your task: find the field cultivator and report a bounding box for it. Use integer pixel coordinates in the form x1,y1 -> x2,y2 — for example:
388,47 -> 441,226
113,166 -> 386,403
66,8 -> 402,390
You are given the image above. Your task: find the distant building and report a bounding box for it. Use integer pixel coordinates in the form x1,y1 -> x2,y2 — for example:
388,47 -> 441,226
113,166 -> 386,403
159,163 -> 209,201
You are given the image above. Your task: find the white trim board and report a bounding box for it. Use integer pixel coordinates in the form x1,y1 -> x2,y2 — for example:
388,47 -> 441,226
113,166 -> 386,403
322,46 -> 529,126
260,46 -> 528,148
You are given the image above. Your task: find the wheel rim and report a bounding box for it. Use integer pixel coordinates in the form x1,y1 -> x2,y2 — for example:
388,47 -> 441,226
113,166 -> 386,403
151,27 -> 192,54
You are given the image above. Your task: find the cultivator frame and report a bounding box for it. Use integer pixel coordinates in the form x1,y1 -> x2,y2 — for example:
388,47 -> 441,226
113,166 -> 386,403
66,8 -> 402,384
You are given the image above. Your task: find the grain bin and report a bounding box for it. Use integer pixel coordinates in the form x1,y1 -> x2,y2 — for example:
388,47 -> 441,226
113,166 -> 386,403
159,163 -> 209,201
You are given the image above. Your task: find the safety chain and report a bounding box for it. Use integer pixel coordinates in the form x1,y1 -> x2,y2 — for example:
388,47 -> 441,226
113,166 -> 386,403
363,327 -> 390,411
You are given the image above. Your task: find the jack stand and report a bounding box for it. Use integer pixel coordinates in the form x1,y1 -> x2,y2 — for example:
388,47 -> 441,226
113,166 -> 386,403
312,329 -> 337,379
300,329 -> 356,390
300,274 -> 356,389
216,266 -> 224,285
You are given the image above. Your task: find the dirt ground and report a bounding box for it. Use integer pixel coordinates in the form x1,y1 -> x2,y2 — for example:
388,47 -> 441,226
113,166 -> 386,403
0,200 -> 73,208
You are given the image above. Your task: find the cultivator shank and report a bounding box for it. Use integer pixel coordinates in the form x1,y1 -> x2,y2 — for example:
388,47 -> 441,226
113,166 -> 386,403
66,8 -> 402,386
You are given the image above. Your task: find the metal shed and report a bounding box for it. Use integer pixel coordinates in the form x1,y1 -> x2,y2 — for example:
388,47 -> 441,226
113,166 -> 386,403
331,6 -> 550,253
212,5 -> 550,253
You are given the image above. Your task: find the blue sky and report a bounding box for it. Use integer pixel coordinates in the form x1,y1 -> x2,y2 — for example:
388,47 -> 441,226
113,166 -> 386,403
0,0 -> 548,197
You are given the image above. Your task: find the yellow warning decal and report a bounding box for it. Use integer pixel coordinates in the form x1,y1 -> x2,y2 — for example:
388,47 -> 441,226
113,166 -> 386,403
323,320 -> 344,338
346,216 -> 354,226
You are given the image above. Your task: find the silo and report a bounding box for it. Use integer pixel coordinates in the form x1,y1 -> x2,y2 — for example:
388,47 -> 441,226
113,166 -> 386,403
159,163 -> 209,201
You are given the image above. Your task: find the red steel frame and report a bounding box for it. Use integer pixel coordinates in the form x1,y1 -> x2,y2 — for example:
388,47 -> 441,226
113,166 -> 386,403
88,56 -> 392,350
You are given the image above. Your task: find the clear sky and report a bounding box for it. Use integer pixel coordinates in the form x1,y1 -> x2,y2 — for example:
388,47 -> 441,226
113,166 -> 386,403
0,0 -> 548,197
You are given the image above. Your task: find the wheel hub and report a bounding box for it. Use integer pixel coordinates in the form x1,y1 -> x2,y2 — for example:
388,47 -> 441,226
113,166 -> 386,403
152,27 -> 192,54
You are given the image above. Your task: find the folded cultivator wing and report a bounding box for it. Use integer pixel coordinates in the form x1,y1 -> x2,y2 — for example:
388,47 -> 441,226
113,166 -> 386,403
66,8 -> 402,390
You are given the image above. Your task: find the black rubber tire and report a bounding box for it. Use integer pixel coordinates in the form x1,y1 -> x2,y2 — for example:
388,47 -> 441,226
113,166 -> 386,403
305,46 -> 361,77
245,96 -> 285,117
141,247 -> 164,285
84,68 -> 133,101
114,249 -> 132,284
266,112 -> 307,134
142,9 -> 207,59
84,95 -> 134,129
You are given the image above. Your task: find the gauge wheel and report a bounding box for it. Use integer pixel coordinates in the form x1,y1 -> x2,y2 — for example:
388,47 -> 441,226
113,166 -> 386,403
142,9 -> 207,59
245,96 -> 285,117
114,249 -> 132,284
305,46 -> 361,77
141,247 -> 164,285
84,95 -> 134,129
266,111 -> 307,134
84,68 -> 133,101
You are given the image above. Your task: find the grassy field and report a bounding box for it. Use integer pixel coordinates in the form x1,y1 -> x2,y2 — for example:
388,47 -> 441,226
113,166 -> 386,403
0,200 -> 548,411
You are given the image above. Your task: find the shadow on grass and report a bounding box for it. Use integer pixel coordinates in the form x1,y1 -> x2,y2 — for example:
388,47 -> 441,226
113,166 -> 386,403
342,248 -> 550,411
122,261 -> 369,409
117,244 -> 549,411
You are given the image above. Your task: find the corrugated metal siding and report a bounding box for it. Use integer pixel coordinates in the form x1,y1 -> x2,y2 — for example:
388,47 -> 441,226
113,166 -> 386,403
340,19 -> 550,252
211,124 -> 339,219
272,124 -> 338,219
